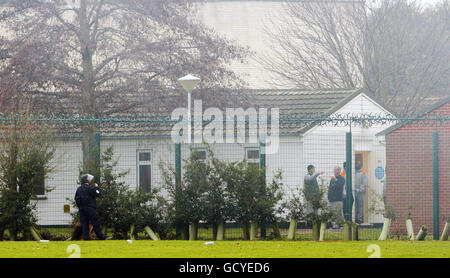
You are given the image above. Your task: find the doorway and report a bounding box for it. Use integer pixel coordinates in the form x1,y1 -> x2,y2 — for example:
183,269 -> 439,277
355,152 -> 370,223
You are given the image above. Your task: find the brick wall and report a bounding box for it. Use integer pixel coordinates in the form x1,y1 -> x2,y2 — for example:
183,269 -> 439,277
386,102 -> 450,236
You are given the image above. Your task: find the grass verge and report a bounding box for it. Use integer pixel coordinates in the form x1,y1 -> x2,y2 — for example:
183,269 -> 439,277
0,240 -> 448,258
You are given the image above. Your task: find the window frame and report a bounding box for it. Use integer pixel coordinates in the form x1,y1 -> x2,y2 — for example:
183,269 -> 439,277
32,169 -> 47,200
191,148 -> 207,161
137,149 -> 152,193
245,147 -> 260,168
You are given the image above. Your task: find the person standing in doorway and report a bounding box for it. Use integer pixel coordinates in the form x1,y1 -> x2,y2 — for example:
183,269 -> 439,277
354,162 -> 368,224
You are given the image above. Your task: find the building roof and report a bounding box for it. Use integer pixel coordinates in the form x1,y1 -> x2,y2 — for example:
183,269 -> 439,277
251,88 -> 360,115
377,96 -> 450,136
38,88 -> 365,138
250,88 -> 362,134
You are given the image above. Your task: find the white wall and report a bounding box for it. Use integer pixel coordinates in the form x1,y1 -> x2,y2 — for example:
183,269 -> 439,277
35,140 -> 82,226
266,135 -> 303,198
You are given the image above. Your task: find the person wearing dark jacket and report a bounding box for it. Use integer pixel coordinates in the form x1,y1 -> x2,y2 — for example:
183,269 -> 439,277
75,174 -> 106,240
328,166 -> 345,225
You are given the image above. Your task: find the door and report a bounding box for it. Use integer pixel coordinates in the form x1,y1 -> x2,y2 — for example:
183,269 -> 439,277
355,152 -> 370,223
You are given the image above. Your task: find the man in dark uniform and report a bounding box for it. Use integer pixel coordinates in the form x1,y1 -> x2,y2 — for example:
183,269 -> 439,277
328,166 -> 345,226
75,174 -> 106,240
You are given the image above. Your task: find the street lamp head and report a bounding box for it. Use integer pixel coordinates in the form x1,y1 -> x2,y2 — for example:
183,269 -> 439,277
178,74 -> 201,92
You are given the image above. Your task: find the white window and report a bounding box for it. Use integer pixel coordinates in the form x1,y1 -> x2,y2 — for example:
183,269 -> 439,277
137,150 -> 151,193
246,148 -> 260,168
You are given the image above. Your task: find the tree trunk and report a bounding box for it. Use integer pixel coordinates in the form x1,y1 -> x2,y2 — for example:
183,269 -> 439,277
343,222 -> 351,241
8,223 -> 17,241
144,226 -> 160,241
79,1 -> 100,177
189,222 -> 198,241
216,221 -> 225,241
212,223 -> 218,241
271,222 -> 281,239
81,125 -> 100,178
351,223 -> 358,241
288,219 -> 297,240
250,222 -> 258,241
378,218 -> 391,240
24,230 -> 32,241
319,221 -> 327,241
243,222 -> 250,240
406,219 -> 415,240
440,221 -> 449,241
30,226 -> 41,241
130,225 -> 135,240
416,226 -> 427,241
312,221 -> 320,241
9,232 -> 16,241
180,223 -> 189,240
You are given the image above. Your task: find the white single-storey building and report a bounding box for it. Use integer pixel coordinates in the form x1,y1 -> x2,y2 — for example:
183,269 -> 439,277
35,88 -> 394,226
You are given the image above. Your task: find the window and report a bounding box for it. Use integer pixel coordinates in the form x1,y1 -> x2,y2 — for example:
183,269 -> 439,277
34,169 -> 46,196
192,148 -> 207,160
246,148 -> 260,168
137,151 -> 151,193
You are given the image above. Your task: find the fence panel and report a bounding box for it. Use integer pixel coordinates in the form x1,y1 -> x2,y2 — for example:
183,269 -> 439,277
0,114 -> 448,241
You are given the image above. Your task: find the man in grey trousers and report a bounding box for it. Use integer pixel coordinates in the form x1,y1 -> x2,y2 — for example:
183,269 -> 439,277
328,166 -> 345,226
354,162 -> 368,224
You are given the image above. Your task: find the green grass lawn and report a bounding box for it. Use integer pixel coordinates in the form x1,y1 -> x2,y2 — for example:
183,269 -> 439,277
0,240 -> 448,258
33,227 -> 383,241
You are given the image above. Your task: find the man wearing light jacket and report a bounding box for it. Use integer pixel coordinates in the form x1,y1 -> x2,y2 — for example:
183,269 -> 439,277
75,174 -> 106,240
354,162 -> 368,224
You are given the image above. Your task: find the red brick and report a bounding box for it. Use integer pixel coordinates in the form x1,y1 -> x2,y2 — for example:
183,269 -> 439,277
386,102 -> 450,235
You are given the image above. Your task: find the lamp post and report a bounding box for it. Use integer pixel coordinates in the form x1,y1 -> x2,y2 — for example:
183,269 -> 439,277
178,74 -> 201,144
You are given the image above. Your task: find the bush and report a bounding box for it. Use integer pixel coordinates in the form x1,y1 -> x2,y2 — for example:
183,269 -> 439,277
0,117 -> 54,241
162,147 -> 284,240
368,187 -> 396,220
162,149 -> 212,239
203,148 -> 235,238
283,188 -> 305,222
219,161 -> 284,239
108,188 -> 165,239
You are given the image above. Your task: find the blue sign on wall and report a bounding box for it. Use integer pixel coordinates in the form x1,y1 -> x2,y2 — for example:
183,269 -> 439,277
375,166 -> 385,180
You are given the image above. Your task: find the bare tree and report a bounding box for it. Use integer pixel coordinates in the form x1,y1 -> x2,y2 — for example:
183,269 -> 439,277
1,0 -> 249,174
260,0 -> 449,116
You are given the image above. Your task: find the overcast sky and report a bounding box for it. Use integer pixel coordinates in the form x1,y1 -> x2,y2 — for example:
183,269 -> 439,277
368,0 -> 444,9
421,0 -> 445,6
